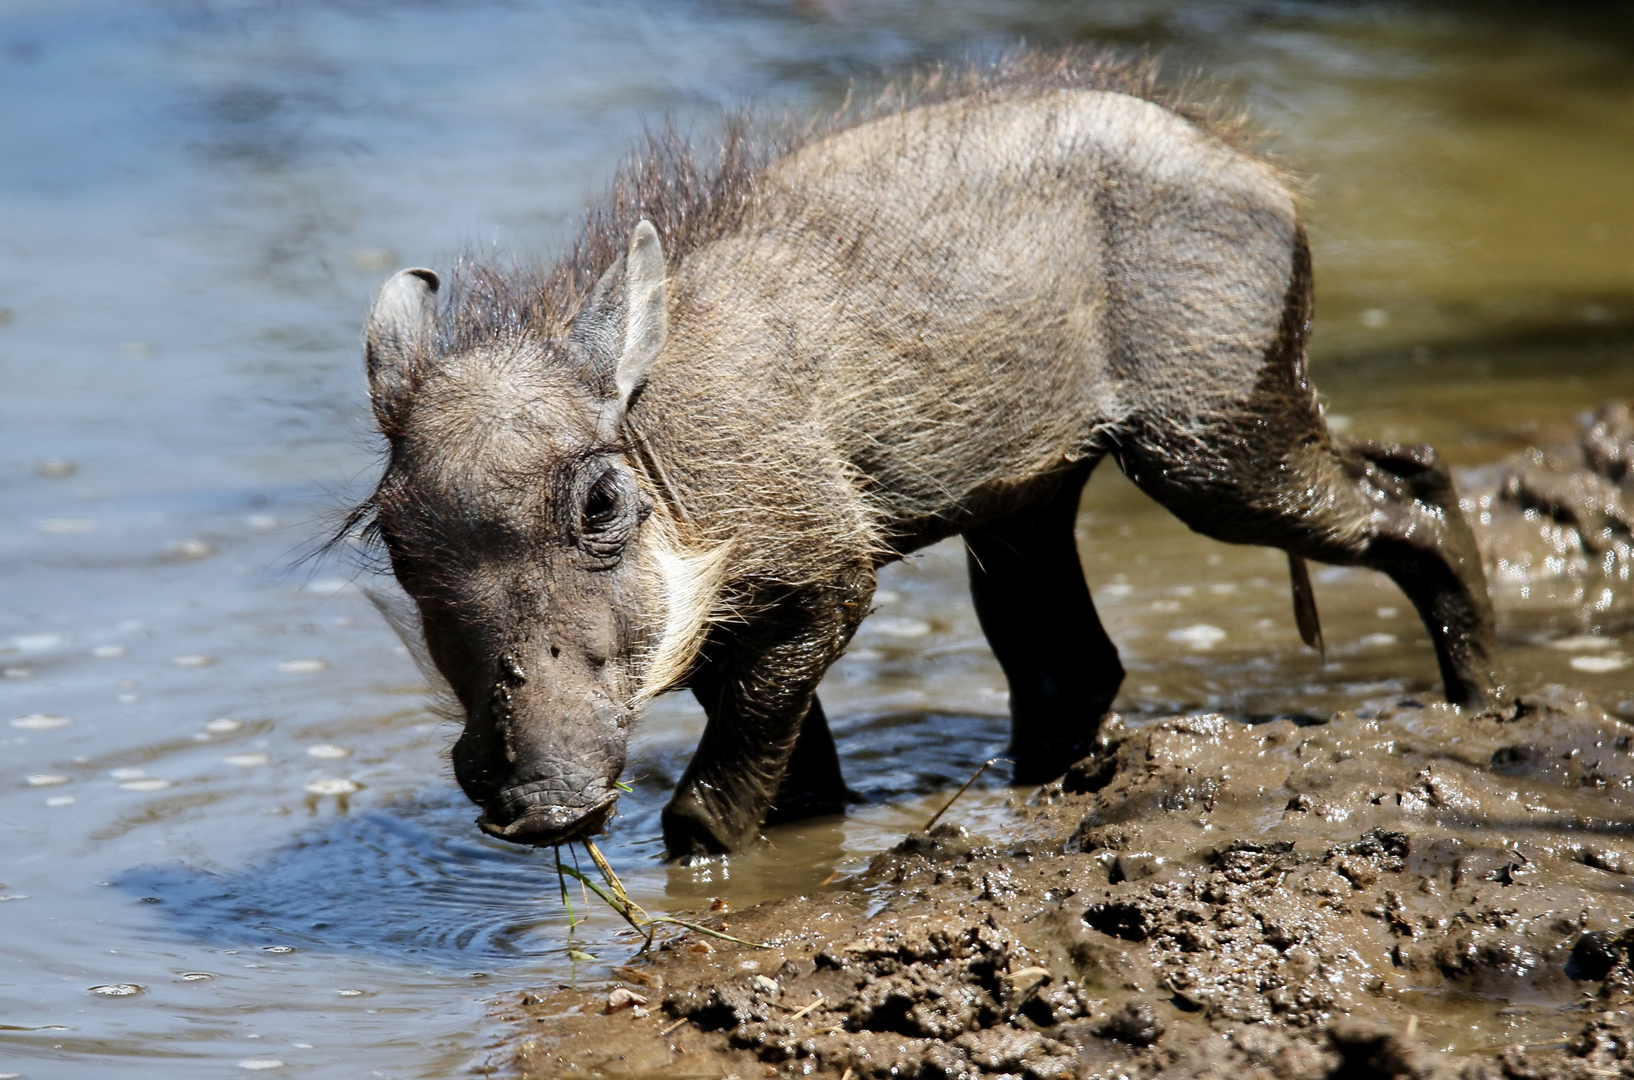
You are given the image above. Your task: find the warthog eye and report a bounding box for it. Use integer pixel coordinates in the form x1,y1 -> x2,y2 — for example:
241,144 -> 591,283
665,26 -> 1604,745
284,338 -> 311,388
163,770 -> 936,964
584,472 -> 618,527
577,467 -> 637,562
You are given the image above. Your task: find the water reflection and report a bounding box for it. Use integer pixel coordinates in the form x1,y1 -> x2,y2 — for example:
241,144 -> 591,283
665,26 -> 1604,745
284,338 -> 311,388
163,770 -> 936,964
118,796 -> 575,964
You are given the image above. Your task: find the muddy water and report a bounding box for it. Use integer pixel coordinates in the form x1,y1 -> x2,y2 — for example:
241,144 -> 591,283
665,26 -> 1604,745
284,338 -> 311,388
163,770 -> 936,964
1,3 -> 1631,1078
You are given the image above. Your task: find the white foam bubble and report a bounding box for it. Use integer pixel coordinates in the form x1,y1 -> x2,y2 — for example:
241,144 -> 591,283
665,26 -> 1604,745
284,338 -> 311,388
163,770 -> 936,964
89,983 -> 143,996
305,778 -> 359,796
1360,633 -> 1399,648
1571,654 -> 1630,674
1376,607 -> 1399,618
91,644 -> 128,658
869,617 -> 931,639
245,514 -> 278,531
872,589 -> 901,606
167,539 -> 214,559
306,744 -> 350,760
13,634 -> 63,651
11,714 -> 71,730
1551,634 -> 1617,652
26,774 -> 68,786
109,768 -> 145,780
46,795 -> 76,807
205,718 -> 242,734
224,753 -> 269,768
34,458 -> 77,478
119,778 -> 171,792
278,659 -> 328,674
172,654 -> 215,668
236,1060 -> 285,1071
1168,624 -> 1227,651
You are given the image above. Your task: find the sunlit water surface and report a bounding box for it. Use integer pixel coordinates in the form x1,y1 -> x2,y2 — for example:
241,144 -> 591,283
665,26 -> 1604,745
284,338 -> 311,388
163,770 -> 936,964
2,2 -> 1632,1077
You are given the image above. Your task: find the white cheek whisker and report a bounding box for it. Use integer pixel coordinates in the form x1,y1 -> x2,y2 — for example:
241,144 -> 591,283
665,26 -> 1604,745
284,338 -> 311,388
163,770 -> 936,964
630,509 -> 732,705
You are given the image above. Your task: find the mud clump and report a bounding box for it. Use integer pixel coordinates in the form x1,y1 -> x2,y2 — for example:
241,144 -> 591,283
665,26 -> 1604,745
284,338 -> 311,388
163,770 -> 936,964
504,691 -> 1634,1078
1469,400 -> 1634,621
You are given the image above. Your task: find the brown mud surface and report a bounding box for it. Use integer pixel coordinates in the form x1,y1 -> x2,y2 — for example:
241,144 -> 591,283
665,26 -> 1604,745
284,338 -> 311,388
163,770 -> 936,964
497,414 -> 1634,1080
500,690 -> 1634,1080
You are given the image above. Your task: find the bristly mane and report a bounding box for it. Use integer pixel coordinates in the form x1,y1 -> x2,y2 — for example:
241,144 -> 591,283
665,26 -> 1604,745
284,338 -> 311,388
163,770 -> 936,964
436,45 -> 1263,355
327,45 -> 1266,567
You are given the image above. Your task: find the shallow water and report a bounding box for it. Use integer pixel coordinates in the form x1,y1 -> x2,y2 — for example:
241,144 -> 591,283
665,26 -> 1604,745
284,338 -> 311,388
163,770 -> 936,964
2,2 -> 1632,1077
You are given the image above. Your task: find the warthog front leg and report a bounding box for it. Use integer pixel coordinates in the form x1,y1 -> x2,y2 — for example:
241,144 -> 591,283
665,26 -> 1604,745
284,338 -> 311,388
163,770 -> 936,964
661,583 -> 867,856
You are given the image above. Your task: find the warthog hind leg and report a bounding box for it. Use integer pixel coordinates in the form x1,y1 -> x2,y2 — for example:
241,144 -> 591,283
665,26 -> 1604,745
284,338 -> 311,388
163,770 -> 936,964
964,460 -> 1125,784
1120,417 -> 1505,709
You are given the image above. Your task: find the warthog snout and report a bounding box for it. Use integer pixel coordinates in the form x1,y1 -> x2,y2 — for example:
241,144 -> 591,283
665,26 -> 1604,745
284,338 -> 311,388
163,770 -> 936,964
452,653 -> 632,847
476,784 -> 618,846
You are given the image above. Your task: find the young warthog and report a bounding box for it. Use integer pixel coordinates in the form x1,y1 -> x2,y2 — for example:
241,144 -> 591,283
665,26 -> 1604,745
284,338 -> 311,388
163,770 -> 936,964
355,52 -> 1502,857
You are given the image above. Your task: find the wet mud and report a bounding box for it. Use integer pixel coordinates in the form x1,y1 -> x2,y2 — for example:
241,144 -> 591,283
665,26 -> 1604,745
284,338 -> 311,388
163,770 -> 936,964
1475,402 -> 1634,608
497,418 -> 1634,1079
502,691 -> 1634,1079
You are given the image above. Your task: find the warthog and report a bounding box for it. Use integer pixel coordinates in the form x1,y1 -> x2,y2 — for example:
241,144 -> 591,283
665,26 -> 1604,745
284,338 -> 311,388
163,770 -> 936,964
352,51 -> 1502,856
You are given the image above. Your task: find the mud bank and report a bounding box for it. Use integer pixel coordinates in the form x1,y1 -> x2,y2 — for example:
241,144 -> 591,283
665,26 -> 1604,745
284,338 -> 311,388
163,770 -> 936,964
498,688 -> 1634,1079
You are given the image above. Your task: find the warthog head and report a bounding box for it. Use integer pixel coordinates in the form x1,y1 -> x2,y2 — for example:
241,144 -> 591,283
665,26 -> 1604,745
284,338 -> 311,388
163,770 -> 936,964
360,222 -> 705,846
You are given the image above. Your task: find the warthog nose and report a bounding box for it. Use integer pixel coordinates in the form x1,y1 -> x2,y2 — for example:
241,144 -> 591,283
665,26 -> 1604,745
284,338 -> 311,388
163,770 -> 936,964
476,782 -> 616,847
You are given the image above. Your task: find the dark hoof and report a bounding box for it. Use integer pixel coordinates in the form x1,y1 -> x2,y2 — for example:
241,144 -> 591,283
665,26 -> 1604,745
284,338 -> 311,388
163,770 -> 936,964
1010,740 -> 1097,786
660,790 -> 742,858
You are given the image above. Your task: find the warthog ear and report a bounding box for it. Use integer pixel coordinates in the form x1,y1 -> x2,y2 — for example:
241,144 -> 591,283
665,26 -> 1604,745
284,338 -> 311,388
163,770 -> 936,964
365,267 -> 440,435
572,219 -> 668,412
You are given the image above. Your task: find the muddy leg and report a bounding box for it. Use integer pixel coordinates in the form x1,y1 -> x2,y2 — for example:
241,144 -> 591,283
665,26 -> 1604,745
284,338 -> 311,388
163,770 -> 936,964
964,462 -> 1125,784
1338,440 -> 1504,706
1120,429 -> 1504,709
763,696 -> 850,825
662,580 -> 869,857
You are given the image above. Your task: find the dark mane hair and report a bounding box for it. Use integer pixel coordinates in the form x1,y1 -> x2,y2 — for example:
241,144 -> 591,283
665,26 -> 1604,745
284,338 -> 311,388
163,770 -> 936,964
438,45 -> 1262,354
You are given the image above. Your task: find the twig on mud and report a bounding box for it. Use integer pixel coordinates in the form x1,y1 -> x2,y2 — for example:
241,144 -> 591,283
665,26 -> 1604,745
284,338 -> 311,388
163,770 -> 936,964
660,1017 -> 689,1037
922,757 -> 1007,832
647,916 -> 768,949
1003,966 -> 1052,984
785,993 -> 825,1021
554,843 -> 770,953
